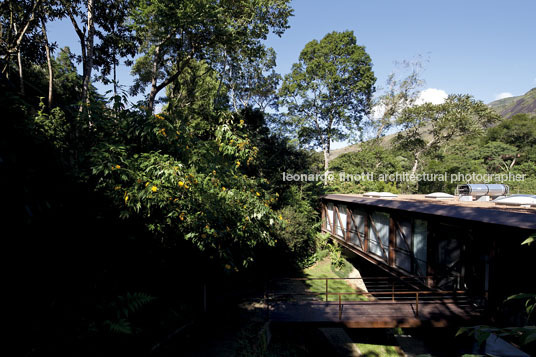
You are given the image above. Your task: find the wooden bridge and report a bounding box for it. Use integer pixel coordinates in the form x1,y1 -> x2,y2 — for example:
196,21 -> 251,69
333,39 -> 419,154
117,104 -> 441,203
265,276 -> 483,328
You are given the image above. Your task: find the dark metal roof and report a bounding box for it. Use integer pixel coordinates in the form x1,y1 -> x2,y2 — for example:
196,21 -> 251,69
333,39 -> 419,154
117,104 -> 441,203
323,194 -> 536,230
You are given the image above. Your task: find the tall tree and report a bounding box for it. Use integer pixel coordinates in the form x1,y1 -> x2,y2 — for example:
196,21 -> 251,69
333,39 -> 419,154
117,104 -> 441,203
62,0 -> 96,112
278,30 -> 376,178
39,16 -> 53,106
38,0 -> 61,108
129,0 -> 292,113
396,94 -> 500,177
0,0 -> 42,92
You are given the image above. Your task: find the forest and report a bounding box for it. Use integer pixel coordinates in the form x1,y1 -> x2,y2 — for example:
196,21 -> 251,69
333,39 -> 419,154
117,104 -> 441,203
2,0 -> 535,355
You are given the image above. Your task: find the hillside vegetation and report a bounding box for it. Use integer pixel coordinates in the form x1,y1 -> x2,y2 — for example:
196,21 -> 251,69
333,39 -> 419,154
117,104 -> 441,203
488,87 -> 536,118
328,112 -> 536,195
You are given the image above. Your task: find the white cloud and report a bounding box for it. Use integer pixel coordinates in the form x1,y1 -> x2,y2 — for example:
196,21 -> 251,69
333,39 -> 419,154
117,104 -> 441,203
494,92 -> 513,100
370,102 -> 386,119
415,88 -> 448,105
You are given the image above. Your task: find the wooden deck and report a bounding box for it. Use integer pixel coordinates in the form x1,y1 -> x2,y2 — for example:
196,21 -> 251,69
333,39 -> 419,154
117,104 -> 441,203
269,300 -> 482,328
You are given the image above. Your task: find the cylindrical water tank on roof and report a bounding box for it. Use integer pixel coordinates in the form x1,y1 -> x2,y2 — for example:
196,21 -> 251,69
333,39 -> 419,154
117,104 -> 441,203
457,184 -> 509,197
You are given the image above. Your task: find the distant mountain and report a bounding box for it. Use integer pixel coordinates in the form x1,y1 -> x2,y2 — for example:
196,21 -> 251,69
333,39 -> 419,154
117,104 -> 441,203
329,133 -> 394,161
488,87 -> 536,118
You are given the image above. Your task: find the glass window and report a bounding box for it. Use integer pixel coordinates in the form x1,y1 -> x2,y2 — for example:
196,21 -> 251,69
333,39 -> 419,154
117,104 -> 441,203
395,220 -> 412,272
436,224 -> 462,288
335,204 -> 347,238
349,210 -> 366,248
326,203 -> 334,232
369,212 -> 390,261
413,219 -> 427,276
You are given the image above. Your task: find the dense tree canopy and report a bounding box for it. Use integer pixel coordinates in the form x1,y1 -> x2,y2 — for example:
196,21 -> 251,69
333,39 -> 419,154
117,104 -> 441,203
129,0 -> 292,113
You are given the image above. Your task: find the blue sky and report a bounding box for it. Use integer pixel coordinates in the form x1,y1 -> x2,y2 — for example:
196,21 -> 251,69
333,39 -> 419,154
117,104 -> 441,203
265,0 -> 536,103
47,0 -> 536,111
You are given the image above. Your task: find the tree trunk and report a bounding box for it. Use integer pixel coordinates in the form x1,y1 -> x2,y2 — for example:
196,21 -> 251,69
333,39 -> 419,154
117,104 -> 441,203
41,17 -> 53,108
84,0 -> 95,103
147,50 -> 192,114
375,122 -> 385,139
79,0 -> 95,113
323,139 -> 330,185
148,84 -> 157,114
411,138 -> 435,176
411,148 -> 425,176
411,156 -> 419,176
508,156 -> 516,171
3,0 -> 40,78
1,59 -> 9,78
16,47 -> 24,95
13,22 -> 24,95
409,153 -> 419,192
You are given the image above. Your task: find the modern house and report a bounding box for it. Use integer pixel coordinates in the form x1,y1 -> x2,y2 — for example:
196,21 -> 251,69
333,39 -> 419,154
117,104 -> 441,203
321,191 -> 536,310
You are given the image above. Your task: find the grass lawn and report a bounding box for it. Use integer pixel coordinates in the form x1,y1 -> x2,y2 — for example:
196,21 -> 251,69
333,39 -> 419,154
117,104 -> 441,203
303,257 -> 367,302
356,343 -> 401,356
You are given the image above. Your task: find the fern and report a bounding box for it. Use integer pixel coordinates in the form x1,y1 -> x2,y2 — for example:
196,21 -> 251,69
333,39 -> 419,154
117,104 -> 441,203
118,292 -> 156,318
104,318 -> 133,335
99,292 -> 155,335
